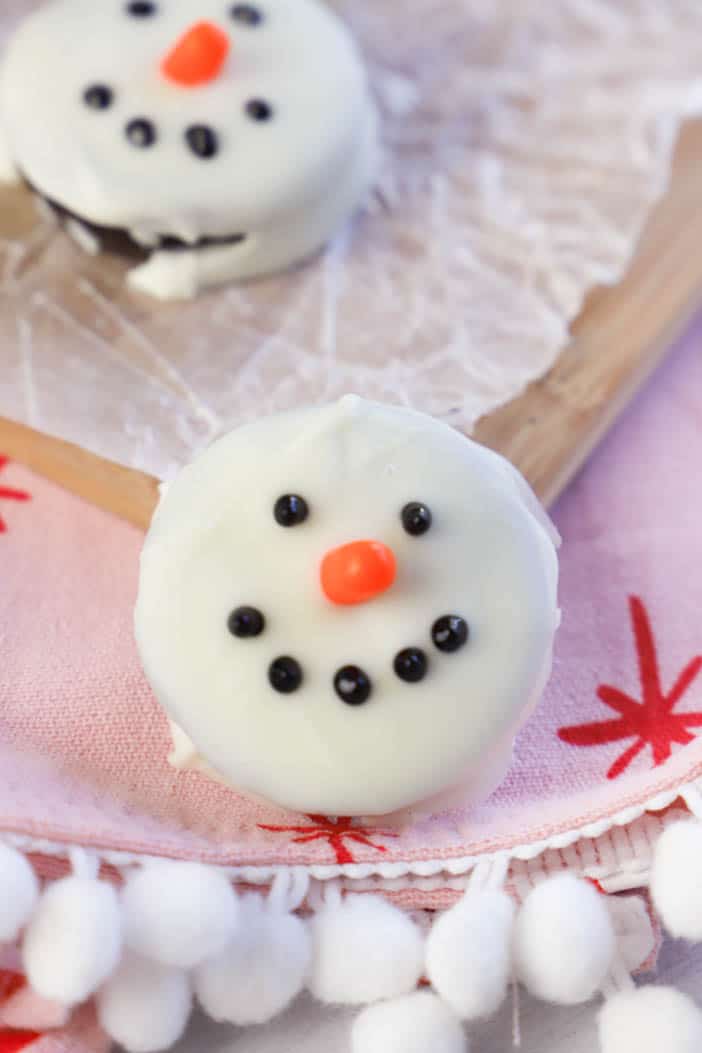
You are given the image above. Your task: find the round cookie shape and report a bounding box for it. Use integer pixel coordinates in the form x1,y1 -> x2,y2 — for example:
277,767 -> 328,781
135,397 -> 560,816
0,0 -> 378,299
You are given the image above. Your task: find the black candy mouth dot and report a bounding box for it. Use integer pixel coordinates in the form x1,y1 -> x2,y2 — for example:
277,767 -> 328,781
185,125 -> 219,160
83,84 -> 114,110
334,666 -> 372,706
269,656 -> 303,694
125,117 -> 157,149
394,647 -> 428,683
432,615 -> 469,653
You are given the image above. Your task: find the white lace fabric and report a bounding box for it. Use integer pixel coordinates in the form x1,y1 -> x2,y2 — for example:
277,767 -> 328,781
1,0 -> 701,478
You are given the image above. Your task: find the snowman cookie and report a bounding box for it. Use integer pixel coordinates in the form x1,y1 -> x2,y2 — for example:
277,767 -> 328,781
135,398 -> 560,817
0,0 -> 378,300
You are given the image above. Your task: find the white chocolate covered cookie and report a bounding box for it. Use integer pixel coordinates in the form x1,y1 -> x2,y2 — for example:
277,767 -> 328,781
0,0 -> 377,299
135,397 -> 560,817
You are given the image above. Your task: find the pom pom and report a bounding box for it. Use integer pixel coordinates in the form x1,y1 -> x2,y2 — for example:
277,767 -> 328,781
425,889 -> 515,1019
513,874 -> 615,1005
23,876 -> 122,1005
122,861 -> 239,969
599,986 -> 702,1053
650,821 -> 702,940
308,894 -> 424,1005
0,843 -> 39,941
195,893 -> 310,1025
97,952 -> 192,1053
351,991 -> 468,1053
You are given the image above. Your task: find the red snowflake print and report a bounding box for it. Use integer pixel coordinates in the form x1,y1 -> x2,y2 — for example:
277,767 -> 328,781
0,1033 -> 41,1053
0,457 -> 30,534
558,596 -> 702,779
0,974 -> 25,1004
258,814 -> 399,864
0,972 -> 40,1053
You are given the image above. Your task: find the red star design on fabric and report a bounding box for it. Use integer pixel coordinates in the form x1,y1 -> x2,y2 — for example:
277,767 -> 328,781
558,596 -> 702,779
0,1033 -> 41,1053
258,814 -> 399,864
0,974 -> 26,1005
0,457 -> 30,534
0,972 -> 41,1053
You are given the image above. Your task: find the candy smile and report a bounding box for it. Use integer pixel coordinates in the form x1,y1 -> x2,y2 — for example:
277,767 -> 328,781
240,615 -> 471,707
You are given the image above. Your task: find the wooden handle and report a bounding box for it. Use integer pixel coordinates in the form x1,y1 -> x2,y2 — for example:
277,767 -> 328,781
0,416 -> 160,530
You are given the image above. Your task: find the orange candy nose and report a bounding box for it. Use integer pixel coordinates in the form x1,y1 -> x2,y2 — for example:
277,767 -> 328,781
161,21 -> 230,87
321,540 -> 397,606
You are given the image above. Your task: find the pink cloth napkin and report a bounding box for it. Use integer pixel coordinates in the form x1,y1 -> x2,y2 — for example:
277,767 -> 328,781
1,318 -> 701,894
0,950 -> 108,1053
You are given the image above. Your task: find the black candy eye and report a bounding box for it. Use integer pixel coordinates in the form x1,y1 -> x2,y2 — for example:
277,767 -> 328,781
394,647 -> 428,683
274,494 -> 309,527
227,606 -> 264,638
432,615 -> 469,654
186,125 -> 219,159
126,1 -> 157,15
401,502 -> 432,536
83,84 -> 114,110
269,656 -> 303,694
230,3 -> 264,24
334,666 -> 372,706
126,118 -> 157,148
245,99 -> 273,122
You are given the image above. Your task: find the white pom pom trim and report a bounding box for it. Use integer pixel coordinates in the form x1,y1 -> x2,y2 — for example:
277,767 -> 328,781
426,887 -> 515,1020
97,953 -> 192,1053
351,991 -> 468,1053
651,820 -> 702,941
514,874 -> 615,1005
0,842 -> 39,942
599,985 -> 702,1053
10,805 -> 702,1053
307,889 -> 424,1006
122,860 -> 239,969
23,873 -> 122,1006
195,874 -> 311,1026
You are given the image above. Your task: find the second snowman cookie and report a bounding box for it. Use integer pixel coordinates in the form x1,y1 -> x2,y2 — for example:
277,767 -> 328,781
0,0 -> 378,299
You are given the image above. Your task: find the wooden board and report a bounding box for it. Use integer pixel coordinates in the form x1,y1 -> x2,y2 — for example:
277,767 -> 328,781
1,121 -> 701,528
475,121 -> 702,506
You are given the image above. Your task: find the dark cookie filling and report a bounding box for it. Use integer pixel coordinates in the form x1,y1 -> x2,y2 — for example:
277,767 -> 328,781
32,185 -> 246,261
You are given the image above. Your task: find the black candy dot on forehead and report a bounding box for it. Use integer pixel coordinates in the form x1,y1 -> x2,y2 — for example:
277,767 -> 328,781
83,84 -> 114,110
227,606 -> 265,638
186,125 -> 219,159
402,502 -> 432,536
125,1 -> 158,15
432,615 -> 469,654
230,4 -> 264,25
274,494 -> 309,527
126,118 -> 157,148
